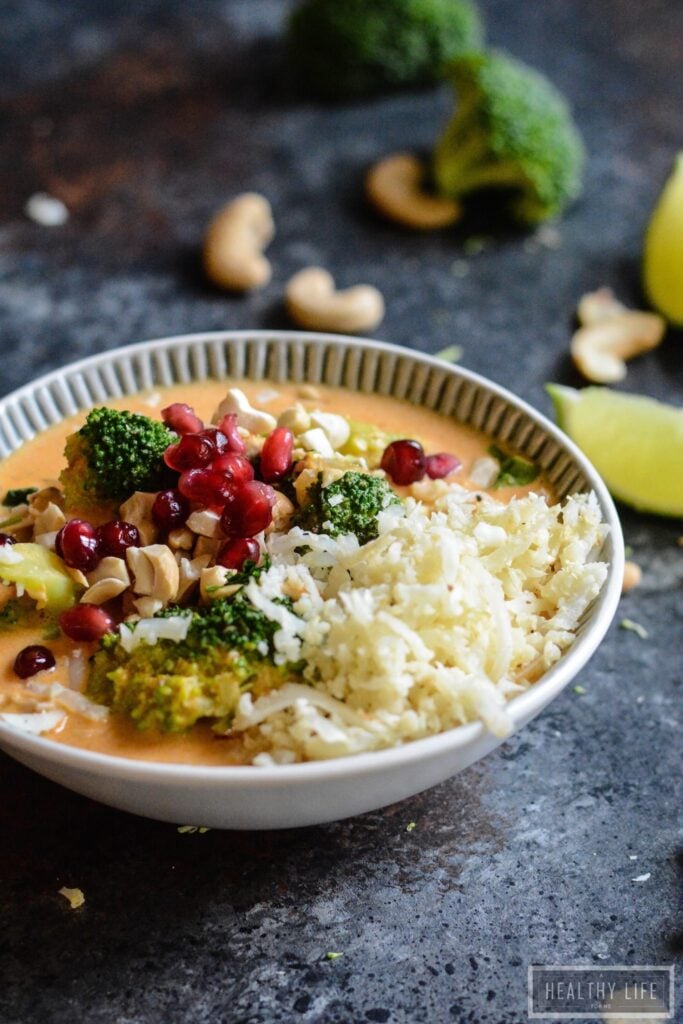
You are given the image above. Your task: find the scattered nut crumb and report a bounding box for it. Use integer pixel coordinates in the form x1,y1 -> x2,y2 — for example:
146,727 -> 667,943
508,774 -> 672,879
622,561 -> 642,593
58,886 -> 85,909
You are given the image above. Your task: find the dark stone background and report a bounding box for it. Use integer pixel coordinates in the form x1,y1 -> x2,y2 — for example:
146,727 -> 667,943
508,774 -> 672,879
0,2 -> 681,1022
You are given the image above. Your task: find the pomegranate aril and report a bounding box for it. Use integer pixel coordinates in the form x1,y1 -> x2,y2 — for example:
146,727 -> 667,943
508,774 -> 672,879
59,605 -> 115,643
96,520 -> 141,558
164,433 -> 215,472
0,532 -> 15,546
260,427 -> 294,482
56,519 -> 100,572
221,481 -> 276,538
161,402 -> 203,435
196,428 -> 229,456
380,439 -> 426,486
217,537 -> 261,571
178,468 -> 236,507
425,452 -> 462,480
14,645 -> 55,679
152,489 -> 190,531
212,453 -> 254,487
216,414 -> 247,454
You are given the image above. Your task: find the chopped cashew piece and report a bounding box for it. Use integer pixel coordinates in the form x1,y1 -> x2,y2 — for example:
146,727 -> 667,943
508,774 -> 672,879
81,556 -> 131,605
571,313 -> 665,383
268,492 -> 295,534
126,545 -> 179,605
366,153 -> 461,230
31,501 -> 66,535
203,193 -> 274,292
213,388 -> 277,434
577,287 -> 627,326
309,411 -> 351,450
119,492 -> 159,546
285,267 -> 385,334
35,531 -> 59,551
28,487 -> 64,514
193,535 -> 224,561
299,427 -> 335,457
167,527 -> 195,551
186,509 -> 223,539
200,566 -> 242,602
469,457 -> 500,489
622,561 -> 642,593
177,554 -> 212,602
277,403 -> 311,434
134,596 -> 164,618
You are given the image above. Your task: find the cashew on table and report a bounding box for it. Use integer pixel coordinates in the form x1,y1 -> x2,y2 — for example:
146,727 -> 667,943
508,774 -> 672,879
366,153 -> 461,230
203,193 -> 275,292
285,267 -> 385,333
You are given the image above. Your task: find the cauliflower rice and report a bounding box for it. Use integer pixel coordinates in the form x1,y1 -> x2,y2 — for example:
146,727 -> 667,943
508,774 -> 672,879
229,484 -> 608,763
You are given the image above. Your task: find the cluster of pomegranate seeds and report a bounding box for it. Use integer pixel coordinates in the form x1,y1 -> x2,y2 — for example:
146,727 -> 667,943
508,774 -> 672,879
59,605 -> 114,643
14,645 -> 55,679
425,452 -> 462,480
221,481 -> 276,538
179,468 -> 237,507
162,402 -> 203,436
164,432 -> 216,472
152,489 -> 190,532
217,536 -> 261,570
260,427 -> 294,483
212,452 -> 254,486
55,519 -> 101,572
96,520 -> 141,558
381,439 -> 462,486
0,532 -> 15,546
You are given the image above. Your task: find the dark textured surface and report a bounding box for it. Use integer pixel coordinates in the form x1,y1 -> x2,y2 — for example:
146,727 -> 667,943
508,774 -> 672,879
1,2 -> 682,1022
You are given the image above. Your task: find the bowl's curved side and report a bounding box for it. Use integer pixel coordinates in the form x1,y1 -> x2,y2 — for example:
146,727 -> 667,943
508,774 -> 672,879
0,331 -> 624,828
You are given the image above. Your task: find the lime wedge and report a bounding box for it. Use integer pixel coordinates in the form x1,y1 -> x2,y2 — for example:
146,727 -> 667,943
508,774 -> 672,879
547,384 -> 683,517
643,153 -> 683,325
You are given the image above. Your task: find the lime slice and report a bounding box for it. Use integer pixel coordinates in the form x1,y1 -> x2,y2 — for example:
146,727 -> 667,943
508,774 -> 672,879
547,384 -> 683,517
643,153 -> 683,325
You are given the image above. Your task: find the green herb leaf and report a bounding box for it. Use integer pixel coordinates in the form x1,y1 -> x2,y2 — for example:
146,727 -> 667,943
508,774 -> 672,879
620,618 -> 649,640
435,345 -> 463,364
3,487 -> 38,507
488,445 -> 539,488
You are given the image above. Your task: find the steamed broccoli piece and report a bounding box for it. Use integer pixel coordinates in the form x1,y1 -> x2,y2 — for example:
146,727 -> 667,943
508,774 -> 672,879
87,597 -> 287,733
60,407 -> 176,509
294,471 -> 401,545
287,0 -> 483,101
434,51 -> 585,225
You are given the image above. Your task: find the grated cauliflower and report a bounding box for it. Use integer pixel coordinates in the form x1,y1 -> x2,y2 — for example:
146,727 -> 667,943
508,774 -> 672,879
230,486 -> 608,762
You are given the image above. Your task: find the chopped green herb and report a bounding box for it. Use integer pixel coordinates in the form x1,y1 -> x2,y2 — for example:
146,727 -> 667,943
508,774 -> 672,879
177,825 -> 211,834
573,685 -> 586,695
435,345 -> 464,364
488,445 -> 539,488
624,545 -> 634,557
3,487 -> 38,507
620,618 -> 649,640
406,821 -> 417,832
325,952 -> 344,961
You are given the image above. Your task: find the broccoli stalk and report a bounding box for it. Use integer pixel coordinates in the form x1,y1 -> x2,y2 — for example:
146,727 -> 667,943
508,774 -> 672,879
60,407 -> 177,510
287,0 -> 483,101
294,471 -> 401,545
434,51 -> 585,225
87,596 -> 290,733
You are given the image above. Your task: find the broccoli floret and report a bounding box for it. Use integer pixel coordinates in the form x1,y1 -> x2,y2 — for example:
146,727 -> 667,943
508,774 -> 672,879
433,51 -> 585,225
287,0 -> 483,101
60,407 -> 176,509
86,596 -> 289,733
294,471 -> 401,545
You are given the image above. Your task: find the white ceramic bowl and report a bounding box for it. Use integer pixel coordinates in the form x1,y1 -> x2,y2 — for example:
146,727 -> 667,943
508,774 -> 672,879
0,331 -> 624,829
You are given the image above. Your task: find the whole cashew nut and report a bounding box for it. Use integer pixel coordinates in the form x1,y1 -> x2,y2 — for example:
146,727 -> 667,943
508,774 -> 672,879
203,193 -> 274,292
577,287 -> 626,326
571,312 -> 665,383
366,153 -> 461,230
285,267 -> 385,334
213,388 -> 277,434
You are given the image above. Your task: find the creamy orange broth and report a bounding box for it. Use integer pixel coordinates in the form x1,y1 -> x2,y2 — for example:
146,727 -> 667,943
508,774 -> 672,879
0,379 -> 549,764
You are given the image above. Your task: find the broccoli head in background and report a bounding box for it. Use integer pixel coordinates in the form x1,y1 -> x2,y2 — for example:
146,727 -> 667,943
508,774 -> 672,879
60,407 -> 176,510
287,0 -> 483,101
87,597 -> 288,733
434,51 -> 585,225
294,471 -> 402,545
